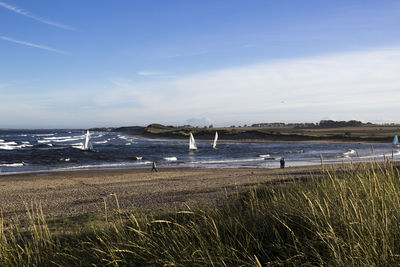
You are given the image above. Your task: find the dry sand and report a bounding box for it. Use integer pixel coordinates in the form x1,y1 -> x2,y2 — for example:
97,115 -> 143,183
0,165 -> 332,221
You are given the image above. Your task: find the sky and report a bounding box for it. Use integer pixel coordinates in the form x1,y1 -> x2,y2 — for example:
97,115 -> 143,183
1,0 -> 400,128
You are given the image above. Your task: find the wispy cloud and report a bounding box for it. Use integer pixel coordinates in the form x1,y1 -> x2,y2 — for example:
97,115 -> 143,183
2,47 -> 400,127
0,1 -> 74,31
93,47 -> 400,125
0,36 -> 69,55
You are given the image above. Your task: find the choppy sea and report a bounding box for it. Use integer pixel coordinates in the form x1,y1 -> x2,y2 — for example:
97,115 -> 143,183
0,129 -> 399,174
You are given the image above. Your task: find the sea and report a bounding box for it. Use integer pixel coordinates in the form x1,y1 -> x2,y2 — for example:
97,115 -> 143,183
0,129 -> 399,174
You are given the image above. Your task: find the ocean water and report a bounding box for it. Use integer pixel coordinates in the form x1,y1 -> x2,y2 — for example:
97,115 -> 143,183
0,129 -> 399,174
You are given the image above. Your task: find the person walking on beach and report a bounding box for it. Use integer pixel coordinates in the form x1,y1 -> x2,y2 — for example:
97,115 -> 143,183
152,160 -> 158,172
280,157 -> 285,169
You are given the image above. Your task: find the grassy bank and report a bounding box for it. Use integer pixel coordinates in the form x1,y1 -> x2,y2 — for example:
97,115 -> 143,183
1,161 -> 400,266
110,123 -> 399,143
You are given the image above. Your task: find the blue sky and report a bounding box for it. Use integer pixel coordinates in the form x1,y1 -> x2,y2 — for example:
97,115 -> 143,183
1,0 -> 400,128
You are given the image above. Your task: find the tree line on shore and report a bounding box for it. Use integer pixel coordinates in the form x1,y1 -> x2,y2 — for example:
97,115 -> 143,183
252,119 -> 366,128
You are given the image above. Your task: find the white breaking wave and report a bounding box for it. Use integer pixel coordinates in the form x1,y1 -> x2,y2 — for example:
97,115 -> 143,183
164,157 -> 178,161
41,136 -> 83,142
191,158 -> 266,164
0,144 -> 15,150
32,133 -> 55,137
355,150 -> 400,160
53,161 -> 152,171
93,140 -> 108,144
53,137 -> 85,143
0,163 -> 24,167
0,141 -> 31,150
42,136 -> 69,140
343,149 -> 357,157
259,154 -> 270,158
71,143 -> 85,150
1,141 -> 17,145
37,140 -> 51,143
70,142 -> 83,146
21,143 -> 33,148
334,150 -> 400,163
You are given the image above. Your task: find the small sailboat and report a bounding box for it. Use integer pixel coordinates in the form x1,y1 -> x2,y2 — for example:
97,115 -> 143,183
393,135 -> 399,147
189,132 -> 197,150
83,130 -> 93,150
212,131 -> 218,149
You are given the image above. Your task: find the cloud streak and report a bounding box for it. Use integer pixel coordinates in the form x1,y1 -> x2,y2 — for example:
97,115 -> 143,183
0,36 -> 69,54
137,71 -> 164,77
0,1 -> 74,31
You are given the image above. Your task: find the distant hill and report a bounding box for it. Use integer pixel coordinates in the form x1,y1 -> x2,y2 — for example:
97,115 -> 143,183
92,122 -> 399,143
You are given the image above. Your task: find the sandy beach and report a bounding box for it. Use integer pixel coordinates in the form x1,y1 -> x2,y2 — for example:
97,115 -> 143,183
0,165 -> 331,221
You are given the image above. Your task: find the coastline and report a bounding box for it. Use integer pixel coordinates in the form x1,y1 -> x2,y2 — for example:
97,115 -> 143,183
0,165 -> 334,221
127,134 -> 391,144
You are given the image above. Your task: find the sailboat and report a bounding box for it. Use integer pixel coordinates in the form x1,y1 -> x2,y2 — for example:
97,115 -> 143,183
83,130 -> 93,150
189,132 -> 197,150
393,135 -> 399,147
212,131 -> 218,149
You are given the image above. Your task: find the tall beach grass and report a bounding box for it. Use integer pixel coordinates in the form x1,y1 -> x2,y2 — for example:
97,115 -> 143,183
0,160 -> 399,266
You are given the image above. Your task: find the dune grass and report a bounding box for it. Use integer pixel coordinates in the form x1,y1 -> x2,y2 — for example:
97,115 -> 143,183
1,160 -> 400,266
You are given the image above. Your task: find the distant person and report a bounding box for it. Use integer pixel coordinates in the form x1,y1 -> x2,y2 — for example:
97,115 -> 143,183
151,160 -> 158,172
280,157 -> 285,169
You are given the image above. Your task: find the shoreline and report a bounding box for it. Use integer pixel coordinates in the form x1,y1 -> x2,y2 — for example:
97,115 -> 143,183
0,165 -> 335,221
128,134 -> 390,144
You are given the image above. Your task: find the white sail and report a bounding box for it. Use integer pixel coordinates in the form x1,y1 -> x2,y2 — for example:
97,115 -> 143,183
189,133 -> 197,150
212,131 -> 218,149
83,130 -> 93,150
393,135 -> 399,147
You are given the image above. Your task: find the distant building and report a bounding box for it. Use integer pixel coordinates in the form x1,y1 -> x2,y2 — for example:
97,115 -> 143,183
251,123 -> 286,127
251,120 -> 364,128
251,122 -> 317,128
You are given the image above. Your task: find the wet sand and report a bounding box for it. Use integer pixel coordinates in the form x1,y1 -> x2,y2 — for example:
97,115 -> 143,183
0,165 -> 332,221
